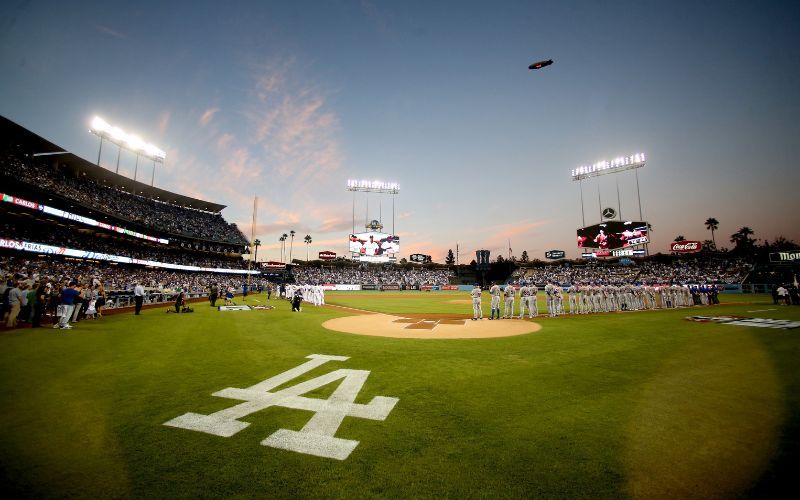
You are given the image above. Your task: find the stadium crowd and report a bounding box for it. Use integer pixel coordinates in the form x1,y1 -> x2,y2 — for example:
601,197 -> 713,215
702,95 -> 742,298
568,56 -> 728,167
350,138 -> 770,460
513,257 -> 749,286
2,221 -> 249,270
3,152 -> 248,245
0,254 -> 268,329
291,266 -> 454,286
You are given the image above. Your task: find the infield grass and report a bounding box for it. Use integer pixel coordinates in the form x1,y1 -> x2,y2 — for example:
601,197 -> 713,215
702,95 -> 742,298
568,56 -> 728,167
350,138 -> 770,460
0,292 -> 798,498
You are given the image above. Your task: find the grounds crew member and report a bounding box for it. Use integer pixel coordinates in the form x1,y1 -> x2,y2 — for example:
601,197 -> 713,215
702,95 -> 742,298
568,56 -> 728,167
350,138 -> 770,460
503,283 -> 515,319
471,283 -> 483,320
489,282 -> 501,320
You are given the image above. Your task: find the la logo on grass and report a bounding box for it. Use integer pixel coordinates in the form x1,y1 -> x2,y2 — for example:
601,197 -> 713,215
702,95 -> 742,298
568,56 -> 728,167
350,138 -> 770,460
164,354 -> 399,460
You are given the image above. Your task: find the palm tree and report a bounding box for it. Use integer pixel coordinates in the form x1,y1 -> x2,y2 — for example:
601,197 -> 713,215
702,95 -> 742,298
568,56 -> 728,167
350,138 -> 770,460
730,226 -> 755,251
304,235 -> 312,261
674,235 -> 686,242
705,217 -> 719,248
252,239 -> 261,263
289,230 -> 296,262
280,234 -> 288,262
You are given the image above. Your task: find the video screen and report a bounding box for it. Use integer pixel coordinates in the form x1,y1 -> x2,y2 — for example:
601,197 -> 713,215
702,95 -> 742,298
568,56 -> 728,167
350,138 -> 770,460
348,231 -> 400,257
576,221 -> 649,250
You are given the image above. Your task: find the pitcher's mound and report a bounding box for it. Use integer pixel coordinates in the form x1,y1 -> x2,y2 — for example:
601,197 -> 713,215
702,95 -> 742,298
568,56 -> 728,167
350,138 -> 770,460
322,313 -> 541,339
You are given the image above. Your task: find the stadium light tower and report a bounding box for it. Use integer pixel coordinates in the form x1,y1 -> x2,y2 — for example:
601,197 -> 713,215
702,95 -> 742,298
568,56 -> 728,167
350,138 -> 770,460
89,116 -> 166,186
572,153 -> 646,225
346,179 -> 400,237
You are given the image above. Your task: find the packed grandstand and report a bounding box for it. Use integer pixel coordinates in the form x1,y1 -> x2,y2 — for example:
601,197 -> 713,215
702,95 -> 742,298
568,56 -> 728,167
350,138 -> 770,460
1,114 -> 793,331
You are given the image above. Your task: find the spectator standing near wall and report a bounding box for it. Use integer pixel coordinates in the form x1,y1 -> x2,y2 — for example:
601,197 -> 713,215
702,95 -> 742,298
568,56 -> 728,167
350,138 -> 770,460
5,281 -> 27,328
58,281 -> 80,330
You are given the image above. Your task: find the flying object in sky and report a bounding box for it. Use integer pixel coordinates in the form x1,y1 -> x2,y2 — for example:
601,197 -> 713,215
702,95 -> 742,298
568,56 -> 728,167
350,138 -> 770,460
528,59 -> 553,70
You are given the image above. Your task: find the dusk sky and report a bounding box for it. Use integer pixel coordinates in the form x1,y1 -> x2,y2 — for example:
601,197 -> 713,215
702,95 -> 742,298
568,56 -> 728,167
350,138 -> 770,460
2,0 -> 798,262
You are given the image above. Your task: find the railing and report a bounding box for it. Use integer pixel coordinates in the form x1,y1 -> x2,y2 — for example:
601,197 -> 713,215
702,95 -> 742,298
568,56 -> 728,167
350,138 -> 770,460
104,291 -> 209,309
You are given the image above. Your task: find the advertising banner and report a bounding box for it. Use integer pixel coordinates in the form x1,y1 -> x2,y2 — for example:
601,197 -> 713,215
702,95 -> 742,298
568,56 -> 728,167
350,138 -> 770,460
420,285 -> 441,291
410,253 -> 430,263
381,284 -> 401,291
333,284 -> 362,291
670,241 -> 702,253
545,250 -> 566,259
441,285 -> 459,290
2,192 -> 169,244
318,251 -> 336,260
352,254 -> 395,263
612,248 -> 646,257
262,261 -> 286,270
361,284 -> 378,290
769,251 -> 800,262
1,237 -> 259,275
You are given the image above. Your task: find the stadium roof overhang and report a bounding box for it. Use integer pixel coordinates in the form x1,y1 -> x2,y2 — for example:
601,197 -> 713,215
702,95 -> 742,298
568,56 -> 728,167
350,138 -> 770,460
1,115 -> 226,213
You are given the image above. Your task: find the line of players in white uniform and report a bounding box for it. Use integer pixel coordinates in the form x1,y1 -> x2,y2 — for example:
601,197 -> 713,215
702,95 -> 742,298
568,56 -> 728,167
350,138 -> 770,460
283,284 -> 326,307
472,281 -> 698,320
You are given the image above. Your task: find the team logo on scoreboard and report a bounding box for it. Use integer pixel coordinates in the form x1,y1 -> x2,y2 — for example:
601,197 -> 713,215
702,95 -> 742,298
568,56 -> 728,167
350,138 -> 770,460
164,354 -> 399,460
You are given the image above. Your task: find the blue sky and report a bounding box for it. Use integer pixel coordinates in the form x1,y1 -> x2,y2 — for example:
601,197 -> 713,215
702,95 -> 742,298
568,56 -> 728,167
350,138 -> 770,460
2,0 -> 798,261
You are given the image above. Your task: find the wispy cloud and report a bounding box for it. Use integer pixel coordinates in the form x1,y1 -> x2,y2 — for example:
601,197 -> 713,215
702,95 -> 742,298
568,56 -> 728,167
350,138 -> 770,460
94,24 -> 128,40
199,107 -> 219,127
244,60 -> 343,183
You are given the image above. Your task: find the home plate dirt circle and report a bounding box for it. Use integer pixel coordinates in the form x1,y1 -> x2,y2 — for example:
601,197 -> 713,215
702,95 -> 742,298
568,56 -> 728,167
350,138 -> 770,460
322,312 -> 542,339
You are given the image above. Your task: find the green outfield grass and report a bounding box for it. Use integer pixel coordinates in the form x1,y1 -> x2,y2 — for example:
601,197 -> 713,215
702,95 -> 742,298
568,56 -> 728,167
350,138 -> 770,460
1,292 -> 798,498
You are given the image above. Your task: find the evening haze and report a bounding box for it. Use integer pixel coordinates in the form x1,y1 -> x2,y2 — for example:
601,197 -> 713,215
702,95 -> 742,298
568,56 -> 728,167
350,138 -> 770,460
1,0 -> 798,261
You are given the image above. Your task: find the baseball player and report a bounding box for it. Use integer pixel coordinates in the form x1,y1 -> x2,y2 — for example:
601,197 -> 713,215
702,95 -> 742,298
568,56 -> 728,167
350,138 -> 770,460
518,281 -> 529,319
503,284 -> 515,319
567,283 -> 579,314
489,282 -> 501,320
529,282 -> 539,317
470,283 -> 483,320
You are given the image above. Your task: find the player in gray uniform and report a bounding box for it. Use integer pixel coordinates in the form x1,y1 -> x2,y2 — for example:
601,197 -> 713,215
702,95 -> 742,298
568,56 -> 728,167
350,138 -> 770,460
567,283 -> 579,314
470,283 -> 483,320
489,282 -> 501,320
529,283 -> 539,317
544,282 -> 556,317
503,284 -> 515,319
518,282 -> 530,319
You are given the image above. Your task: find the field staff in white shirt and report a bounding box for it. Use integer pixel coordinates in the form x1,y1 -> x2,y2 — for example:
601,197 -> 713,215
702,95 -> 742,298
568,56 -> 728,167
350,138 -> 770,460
489,282 -> 501,320
470,283 -> 483,320
503,284 -> 515,319
134,283 -> 145,315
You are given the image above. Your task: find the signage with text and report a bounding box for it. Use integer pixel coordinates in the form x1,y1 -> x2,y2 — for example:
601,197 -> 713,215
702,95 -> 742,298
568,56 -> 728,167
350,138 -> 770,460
670,240 -> 702,253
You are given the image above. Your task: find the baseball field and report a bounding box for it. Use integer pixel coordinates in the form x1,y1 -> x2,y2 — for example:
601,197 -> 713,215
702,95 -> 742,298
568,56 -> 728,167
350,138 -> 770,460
1,291 -> 798,498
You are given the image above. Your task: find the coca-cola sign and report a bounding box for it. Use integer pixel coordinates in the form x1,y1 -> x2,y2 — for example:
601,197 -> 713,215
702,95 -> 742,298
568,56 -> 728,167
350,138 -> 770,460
670,240 -> 702,253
